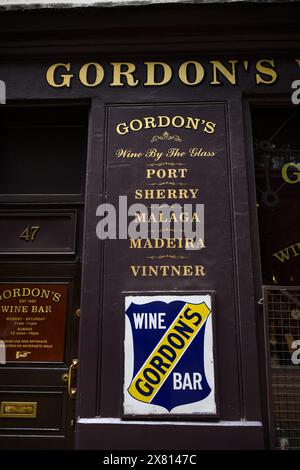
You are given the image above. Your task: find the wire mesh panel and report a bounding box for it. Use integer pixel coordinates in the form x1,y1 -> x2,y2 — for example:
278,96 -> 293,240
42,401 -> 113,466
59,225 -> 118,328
264,287 -> 300,450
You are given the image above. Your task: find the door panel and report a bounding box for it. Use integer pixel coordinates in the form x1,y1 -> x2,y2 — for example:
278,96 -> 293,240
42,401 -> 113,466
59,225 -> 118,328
0,265 -> 81,448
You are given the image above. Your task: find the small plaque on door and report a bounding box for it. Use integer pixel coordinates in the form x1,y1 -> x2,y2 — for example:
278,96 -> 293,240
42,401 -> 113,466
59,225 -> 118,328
0,211 -> 77,255
0,283 -> 68,362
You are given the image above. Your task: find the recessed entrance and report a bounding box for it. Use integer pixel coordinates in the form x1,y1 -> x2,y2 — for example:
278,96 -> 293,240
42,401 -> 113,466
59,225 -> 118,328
252,106 -> 300,450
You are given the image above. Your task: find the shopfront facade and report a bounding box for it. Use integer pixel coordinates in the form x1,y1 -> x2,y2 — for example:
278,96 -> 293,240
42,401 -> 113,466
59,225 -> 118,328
0,0 -> 299,450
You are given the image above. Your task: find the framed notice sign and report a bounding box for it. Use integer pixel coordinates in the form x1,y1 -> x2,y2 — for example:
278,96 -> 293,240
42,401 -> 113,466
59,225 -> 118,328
123,293 -> 217,416
0,283 -> 68,363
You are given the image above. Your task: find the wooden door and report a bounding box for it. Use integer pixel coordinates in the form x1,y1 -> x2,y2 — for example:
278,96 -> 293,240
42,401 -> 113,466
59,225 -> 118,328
0,103 -> 88,449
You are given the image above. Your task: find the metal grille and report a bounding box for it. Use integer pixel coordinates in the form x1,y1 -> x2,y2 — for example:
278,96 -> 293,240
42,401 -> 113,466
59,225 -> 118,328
264,287 -> 300,449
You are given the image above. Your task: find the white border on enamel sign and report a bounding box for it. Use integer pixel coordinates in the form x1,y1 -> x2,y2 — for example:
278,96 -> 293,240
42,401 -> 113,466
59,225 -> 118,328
123,294 -> 216,415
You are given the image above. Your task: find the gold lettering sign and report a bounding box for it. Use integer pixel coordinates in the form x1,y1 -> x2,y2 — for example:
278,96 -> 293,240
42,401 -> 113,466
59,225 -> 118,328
0,283 -> 68,362
45,58 -> 289,88
101,103 -> 231,278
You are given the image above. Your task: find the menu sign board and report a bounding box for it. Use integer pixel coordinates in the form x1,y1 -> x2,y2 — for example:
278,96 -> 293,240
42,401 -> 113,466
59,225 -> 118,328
101,103 -> 233,416
0,283 -> 68,362
104,103 -> 228,282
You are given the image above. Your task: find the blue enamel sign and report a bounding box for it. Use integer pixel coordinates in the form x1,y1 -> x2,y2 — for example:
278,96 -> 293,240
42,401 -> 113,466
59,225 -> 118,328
123,294 -> 216,415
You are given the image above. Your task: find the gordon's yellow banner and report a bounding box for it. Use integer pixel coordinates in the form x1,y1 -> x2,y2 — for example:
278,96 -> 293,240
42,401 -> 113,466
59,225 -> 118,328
128,302 -> 211,403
